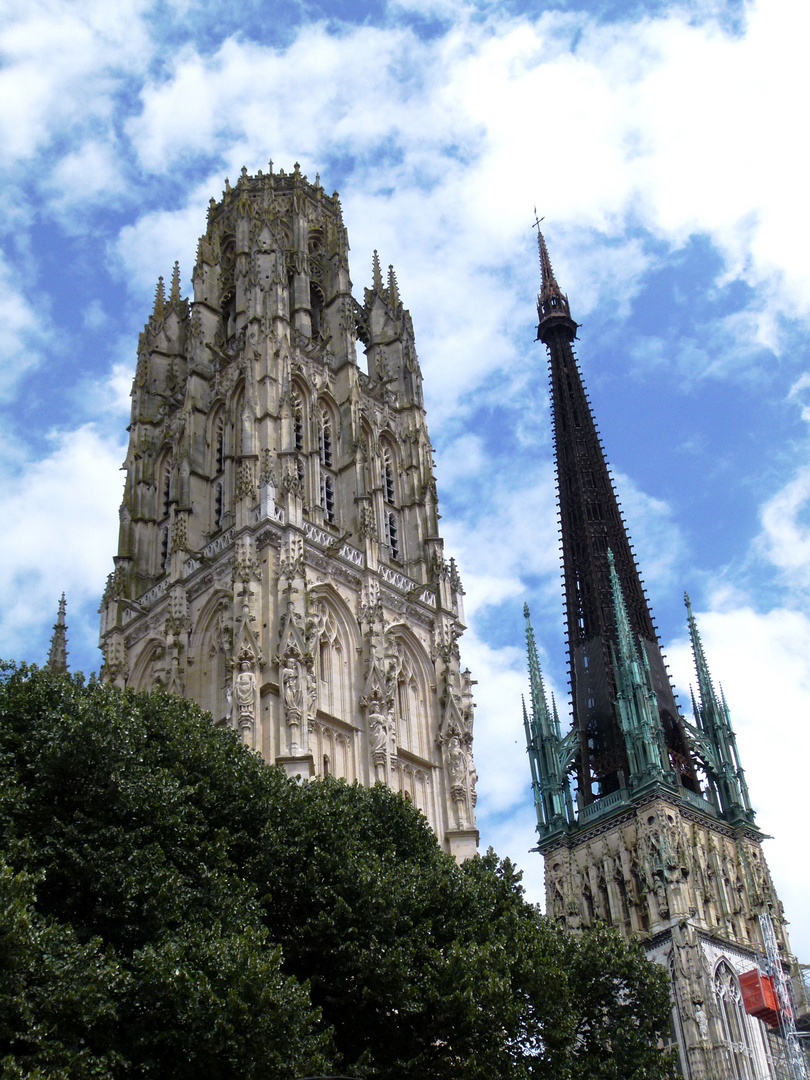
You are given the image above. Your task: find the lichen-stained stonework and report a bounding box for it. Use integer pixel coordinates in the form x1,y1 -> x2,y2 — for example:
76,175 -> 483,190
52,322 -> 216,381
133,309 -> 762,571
542,796 -> 794,1079
99,164 -> 478,859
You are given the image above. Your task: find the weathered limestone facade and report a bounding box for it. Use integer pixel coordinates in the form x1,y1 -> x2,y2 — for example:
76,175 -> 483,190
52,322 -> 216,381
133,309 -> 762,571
543,794 -> 791,1080
99,164 -> 478,859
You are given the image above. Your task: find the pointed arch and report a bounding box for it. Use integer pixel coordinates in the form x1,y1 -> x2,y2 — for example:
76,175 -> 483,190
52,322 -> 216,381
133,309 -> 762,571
130,638 -> 165,692
308,586 -> 359,729
187,591 -> 232,725
378,433 -> 402,559
380,438 -> 397,505
206,403 -> 227,532
388,626 -> 434,762
154,446 -> 174,575
229,378 -> 255,459
713,960 -> 758,1080
208,403 -> 227,477
317,393 -> 339,524
290,376 -> 311,452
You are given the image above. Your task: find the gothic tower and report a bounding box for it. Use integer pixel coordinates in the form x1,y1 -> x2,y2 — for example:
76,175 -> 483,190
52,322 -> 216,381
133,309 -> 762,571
99,164 -> 478,860
524,232 -> 806,1078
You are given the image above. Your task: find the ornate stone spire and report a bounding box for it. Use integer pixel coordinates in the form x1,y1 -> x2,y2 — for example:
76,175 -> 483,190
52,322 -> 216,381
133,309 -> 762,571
372,249 -> 383,293
387,264 -> 400,308
47,593 -> 68,672
536,231 -> 699,804
169,261 -> 182,304
152,275 -> 166,319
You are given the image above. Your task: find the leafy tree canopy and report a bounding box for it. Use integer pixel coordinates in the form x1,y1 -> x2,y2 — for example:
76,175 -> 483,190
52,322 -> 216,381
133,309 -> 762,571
0,662 -> 673,1079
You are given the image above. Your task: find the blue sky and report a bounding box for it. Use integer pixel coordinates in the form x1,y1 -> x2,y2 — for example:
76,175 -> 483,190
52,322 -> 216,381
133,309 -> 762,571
2,0 -> 809,958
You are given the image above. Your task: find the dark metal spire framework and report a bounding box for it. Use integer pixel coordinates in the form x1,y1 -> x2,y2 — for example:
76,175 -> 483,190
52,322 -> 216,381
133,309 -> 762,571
534,231 -> 699,806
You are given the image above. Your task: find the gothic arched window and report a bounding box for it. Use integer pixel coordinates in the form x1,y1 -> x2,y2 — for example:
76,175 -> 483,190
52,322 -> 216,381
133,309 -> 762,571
292,389 -> 304,452
321,474 -> 335,523
386,510 -> 400,560
318,403 -> 337,523
379,440 -> 401,559
313,600 -> 345,721
213,480 -> 224,532
310,282 -> 324,339
391,636 -> 430,760
382,446 -> 396,504
714,961 -> 756,1080
214,415 -> 225,475
161,459 -> 172,519
157,454 -> 172,574
319,407 -> 333,468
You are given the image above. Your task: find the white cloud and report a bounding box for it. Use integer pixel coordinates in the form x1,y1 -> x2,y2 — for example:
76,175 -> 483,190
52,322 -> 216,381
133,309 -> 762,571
666,602 -> 810,959
0,423 -> 125,665
113,195 -> 209,301
758,465 -> 810,590
0,0 -> 152,167
442,462 -> 560,620
0,249 -> 50,400
613,469 -> 687,592
47,139 -> 127,213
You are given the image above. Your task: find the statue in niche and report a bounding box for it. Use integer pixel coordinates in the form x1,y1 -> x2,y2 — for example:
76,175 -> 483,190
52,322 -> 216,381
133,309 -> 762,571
447,734 -> 465,786
369,707 -> 388,753
307,667 -> 318,722
282,657 -> 303,721
234,661 -> 257,741
695,1004 -> 709,1041
367,698 -> 389,782
465,742 -> 478,803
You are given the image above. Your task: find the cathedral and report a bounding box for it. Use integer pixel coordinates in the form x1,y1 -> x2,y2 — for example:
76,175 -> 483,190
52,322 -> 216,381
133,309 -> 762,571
524,232 -> 808,1079
98,163 -> 478,860
97,157 -> 806,1076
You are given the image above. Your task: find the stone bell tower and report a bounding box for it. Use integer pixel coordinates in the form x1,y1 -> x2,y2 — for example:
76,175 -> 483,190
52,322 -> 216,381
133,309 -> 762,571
523,231 -> 806,1078
99,163 -> 478,860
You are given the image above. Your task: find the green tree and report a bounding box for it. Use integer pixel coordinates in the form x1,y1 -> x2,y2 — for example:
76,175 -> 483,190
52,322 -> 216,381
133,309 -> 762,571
0,661 -> 672,1078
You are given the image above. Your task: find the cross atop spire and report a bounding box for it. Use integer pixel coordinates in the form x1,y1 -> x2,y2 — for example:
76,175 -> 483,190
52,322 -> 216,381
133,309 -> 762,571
534,229 -> 577,343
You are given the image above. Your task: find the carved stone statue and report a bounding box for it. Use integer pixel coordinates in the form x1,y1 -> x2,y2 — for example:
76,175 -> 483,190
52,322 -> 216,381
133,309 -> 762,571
369,708 -> 388,753
234,661 -> 257,744
282,657 -> 303,721
447,734 -> 465,785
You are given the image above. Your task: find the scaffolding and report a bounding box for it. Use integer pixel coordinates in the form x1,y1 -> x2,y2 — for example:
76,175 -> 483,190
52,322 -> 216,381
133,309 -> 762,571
758,912 -> 808,1080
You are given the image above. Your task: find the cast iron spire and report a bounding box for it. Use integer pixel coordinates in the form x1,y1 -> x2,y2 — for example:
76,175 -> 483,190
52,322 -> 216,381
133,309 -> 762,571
535,230 -> 699,804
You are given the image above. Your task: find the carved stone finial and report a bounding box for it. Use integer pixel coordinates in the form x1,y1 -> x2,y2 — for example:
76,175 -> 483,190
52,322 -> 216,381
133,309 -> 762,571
153,276 -> 166,319
169,261 -> 181,303
47,593 -> 68,672
372,250 -> 383,292
387,264 -> 400,307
